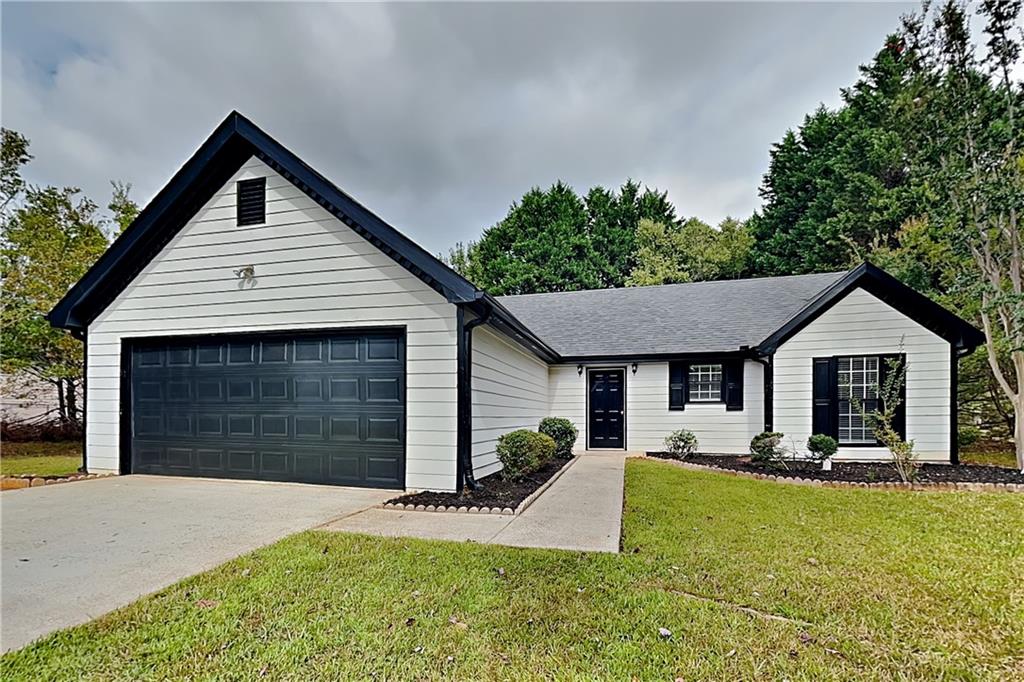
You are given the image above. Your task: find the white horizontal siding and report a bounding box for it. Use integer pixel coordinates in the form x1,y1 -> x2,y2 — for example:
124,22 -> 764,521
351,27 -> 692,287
86,157 -> 459,490
470,326 -> 549,478
548,362 -> 764,454
774,287 -> 951,463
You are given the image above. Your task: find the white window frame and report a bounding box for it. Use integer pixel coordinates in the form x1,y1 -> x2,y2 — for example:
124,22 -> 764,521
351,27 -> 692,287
837,355 -> 879,445
687,363 -> 723,402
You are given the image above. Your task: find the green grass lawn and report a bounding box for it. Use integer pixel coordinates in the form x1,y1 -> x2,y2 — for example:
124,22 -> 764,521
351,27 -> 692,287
0,441 -> 81,477
962,448 -> 1018,468
3,459 -> 1022,680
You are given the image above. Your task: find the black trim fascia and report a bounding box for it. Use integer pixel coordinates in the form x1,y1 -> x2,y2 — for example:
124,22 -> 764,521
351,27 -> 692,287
48,111 -> 481,331
757,262 -> 985,354
472,294 -> 560,363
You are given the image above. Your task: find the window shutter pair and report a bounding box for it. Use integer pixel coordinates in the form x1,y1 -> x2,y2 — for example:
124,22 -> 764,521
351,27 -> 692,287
812,355 -> 907,442
668,360 -> 744,411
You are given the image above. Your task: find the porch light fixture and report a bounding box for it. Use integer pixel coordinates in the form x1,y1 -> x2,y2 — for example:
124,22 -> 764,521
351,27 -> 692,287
577,364 -> 584,376
631,362 -> 638,375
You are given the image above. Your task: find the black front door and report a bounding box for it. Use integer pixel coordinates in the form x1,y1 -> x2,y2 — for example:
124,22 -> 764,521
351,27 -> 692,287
588,369 -> 625,449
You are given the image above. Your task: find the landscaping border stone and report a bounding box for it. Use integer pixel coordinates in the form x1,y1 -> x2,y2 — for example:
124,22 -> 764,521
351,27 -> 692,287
1,473 -> 116,491
381,455 -> 581,515
641,456 -> 1024,492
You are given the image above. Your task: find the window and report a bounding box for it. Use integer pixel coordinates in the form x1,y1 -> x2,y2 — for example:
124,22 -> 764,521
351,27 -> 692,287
236,177 -> 266,226
688,363 -> 723,402
837,356 -> 879,444
670,360 -> 744,411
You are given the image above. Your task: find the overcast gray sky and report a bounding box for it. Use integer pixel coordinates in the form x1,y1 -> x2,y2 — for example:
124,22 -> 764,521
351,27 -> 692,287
2,1 -> 916,254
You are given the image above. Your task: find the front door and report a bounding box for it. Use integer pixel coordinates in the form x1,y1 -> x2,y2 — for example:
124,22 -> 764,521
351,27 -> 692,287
588,369 -> 625,449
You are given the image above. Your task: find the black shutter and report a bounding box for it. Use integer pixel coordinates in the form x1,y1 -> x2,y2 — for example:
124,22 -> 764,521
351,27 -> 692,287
812,357 -> 838,438
668,361 -> 687,410
724,359 -> 744,411
879,354 -> 907,439
237,177 -> 266,226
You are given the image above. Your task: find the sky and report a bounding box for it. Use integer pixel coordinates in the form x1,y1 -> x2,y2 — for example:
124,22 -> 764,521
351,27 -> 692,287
2,1 -> 919,255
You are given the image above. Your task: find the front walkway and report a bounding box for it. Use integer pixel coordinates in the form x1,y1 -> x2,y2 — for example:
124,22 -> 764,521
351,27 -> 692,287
324,451 -> 626,553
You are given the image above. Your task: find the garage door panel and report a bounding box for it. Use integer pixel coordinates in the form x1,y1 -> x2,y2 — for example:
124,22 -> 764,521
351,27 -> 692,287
129,330 -> 405,488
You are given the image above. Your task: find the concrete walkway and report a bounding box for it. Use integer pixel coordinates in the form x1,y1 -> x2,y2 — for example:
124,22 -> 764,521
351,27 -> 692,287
324,452 -> 625,552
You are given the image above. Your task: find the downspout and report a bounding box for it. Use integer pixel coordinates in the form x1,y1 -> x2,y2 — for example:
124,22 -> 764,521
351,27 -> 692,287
751,352 -> 774,432
71,327 -> 88,474
951,344 -> 972,466
456,303 -> 492,492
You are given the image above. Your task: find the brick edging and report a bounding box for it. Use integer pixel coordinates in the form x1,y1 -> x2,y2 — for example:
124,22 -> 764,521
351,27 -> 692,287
1,473 -> 116,491
380,455 -> 581,515
637,456 -> 1024,493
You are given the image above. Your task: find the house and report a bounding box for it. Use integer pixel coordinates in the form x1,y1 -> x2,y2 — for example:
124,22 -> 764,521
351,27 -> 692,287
48,112 -> 985,492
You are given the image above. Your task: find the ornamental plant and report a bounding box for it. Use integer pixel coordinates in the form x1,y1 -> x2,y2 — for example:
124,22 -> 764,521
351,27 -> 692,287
806,434 -> 838,463
538,417 -> 578,459
663,429 -> 698,459
497,430 -> 556,481
750,431 -> 789,469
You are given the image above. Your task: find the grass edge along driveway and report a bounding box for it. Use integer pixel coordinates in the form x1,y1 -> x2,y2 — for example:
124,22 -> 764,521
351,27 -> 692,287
3,459 -> 1021,680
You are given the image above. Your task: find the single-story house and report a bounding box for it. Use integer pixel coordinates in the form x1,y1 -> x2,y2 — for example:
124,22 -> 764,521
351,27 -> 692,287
48,112 -> 985,492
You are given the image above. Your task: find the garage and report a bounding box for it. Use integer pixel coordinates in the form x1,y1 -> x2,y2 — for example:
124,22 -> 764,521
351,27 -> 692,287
126,330 -> 405,488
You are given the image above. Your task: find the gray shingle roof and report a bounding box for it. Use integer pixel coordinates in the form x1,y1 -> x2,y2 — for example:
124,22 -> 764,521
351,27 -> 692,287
496,271 -> 849,358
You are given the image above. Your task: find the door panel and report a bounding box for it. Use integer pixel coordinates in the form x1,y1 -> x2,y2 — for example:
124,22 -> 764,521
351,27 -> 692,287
127,330 -> 405,488
588,369 -> 625,449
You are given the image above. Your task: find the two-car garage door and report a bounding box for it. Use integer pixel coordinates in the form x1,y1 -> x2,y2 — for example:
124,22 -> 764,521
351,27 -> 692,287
127,330 -> 405,488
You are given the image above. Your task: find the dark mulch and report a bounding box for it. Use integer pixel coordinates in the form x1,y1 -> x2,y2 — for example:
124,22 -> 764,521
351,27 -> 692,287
388,457 -> 572,510
647,452 -> 1024,484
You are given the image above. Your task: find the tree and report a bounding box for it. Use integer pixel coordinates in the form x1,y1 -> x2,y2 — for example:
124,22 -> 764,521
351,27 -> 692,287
0,131 -> 137,428
748,35 -> 928,276
899,0 -> 1024,469
627,217 -> 752,286
1,186 -> 110,426
456,180 -> 680,295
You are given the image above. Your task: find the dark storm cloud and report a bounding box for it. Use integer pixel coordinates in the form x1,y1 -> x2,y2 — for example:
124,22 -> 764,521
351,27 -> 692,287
1,2 -> 914,253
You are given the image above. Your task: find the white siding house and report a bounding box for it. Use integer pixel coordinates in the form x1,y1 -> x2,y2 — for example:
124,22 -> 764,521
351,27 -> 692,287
48,112 -> 983,493
86,157 -> 460,491
774,288 -> 951,462
470,326 -> 549,478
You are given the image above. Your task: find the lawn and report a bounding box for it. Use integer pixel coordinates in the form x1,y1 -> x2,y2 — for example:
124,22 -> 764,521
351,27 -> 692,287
0,440 -> 81,477
2,459 -> 1021,680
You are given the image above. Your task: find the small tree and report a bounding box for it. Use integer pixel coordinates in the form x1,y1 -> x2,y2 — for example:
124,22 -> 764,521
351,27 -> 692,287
852,354 -> 919,482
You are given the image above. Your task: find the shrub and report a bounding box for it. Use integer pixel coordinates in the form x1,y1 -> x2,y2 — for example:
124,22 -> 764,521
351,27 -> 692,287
538,417 -> 578,459
958,425 -> 981,448
663,429 -> 699,459
806,434 -> 838,462
750,431 -> 789,469
497,429 -> 556,481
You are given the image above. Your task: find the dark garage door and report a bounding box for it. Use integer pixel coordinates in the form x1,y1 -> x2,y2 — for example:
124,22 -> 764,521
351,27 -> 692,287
128,330 -> 405,488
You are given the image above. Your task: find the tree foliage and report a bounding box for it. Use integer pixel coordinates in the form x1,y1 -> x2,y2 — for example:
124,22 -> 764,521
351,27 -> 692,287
0,129 -> 138,426
627,217 -> 752,286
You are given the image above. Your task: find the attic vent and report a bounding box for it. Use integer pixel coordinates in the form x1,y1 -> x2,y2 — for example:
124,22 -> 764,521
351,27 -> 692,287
236,178 -> 266,226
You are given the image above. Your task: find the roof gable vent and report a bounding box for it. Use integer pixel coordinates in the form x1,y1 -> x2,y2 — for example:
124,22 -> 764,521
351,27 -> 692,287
236,177 -> 266,226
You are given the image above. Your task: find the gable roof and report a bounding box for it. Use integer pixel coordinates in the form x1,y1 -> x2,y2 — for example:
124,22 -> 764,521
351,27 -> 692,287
47,111 -> 483,331
498,263 -> 985,359
497,271 -> 848,359
47,113 -> 983,363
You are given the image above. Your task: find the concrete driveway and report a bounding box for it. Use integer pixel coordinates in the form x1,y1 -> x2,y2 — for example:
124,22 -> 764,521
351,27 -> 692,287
0,475 -> 391,652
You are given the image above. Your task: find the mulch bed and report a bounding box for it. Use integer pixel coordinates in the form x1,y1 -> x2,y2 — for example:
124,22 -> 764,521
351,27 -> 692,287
388,457 -> 572,510
647,453 -> 1024,484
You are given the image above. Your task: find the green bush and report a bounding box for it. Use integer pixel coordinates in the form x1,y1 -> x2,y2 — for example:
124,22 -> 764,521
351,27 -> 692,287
539,417 -> 578,459
958,425 -> 981,448
750,431 -> 788,469
663,429 -> 698,459
806,434 -> 838,462
497,429 -> 556,481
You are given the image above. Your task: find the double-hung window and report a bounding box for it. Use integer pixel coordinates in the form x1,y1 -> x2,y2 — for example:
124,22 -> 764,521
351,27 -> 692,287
669,360 -> 743,411
812,354 -> 905,446
837,356 -> 879,444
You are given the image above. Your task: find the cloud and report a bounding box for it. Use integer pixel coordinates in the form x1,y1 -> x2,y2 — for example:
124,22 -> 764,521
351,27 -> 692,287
2,2 -> 915,253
